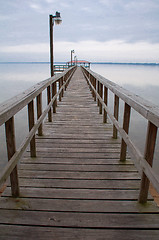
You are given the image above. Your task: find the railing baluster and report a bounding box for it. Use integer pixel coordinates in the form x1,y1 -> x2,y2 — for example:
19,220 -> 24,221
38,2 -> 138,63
62,77 -> 64,97
52,82 -> 56,113
94,77 -> 96,101
99,83 -> 103,114
120,103 -> 131,161
97,81 -> 100,107
47,85 -> 52,122
59,78 -> 62,102
103,86 -> 108,123
113,94 -> 119,139
139,121 -> 158,203
36,93 -> 43,136
5,116 -> 19,197
28,100 -> 36,157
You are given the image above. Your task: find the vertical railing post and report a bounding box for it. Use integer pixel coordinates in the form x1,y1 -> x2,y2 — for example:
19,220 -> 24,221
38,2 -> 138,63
52,82 -> 56,113
62,76 -> 64,97
5,117 -> 19,197
113,94 -> 119,139
97,81 -> 100,107
99,83 -> 103,114
120,103 -> 131,161
47,85 -> 52,122
64,73 -> 67,90
138,121 -> 157,203
94,77 -> 96,101
28,100 -> 36,157
59,77 -> 62,102
36,93 -> 43,136
103,86 -> 108,123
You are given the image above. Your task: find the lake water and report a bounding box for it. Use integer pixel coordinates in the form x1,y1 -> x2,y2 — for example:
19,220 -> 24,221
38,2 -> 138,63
0,63 -> 159,174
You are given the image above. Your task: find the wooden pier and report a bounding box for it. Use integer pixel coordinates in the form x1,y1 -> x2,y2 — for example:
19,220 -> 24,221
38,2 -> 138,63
0,67 -> 159,239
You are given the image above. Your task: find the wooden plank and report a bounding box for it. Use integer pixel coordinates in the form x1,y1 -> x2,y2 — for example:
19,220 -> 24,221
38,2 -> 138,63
0,198 -> 157,212
18,178 -> 140,189
18,170 -> 139,180
0,225 -> 159,240
0,210 -> 159,228
3,187 -> 141,200
19,164 -> 136,172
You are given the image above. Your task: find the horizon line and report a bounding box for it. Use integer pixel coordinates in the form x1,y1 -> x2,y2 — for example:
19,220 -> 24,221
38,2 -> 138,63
0,61 -> 159,65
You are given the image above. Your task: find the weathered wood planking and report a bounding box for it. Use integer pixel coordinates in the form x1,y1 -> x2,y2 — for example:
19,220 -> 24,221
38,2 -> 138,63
0,67 -> 159,239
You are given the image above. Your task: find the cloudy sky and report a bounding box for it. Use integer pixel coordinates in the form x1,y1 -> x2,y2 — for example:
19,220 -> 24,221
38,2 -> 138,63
0,0 -> 159,62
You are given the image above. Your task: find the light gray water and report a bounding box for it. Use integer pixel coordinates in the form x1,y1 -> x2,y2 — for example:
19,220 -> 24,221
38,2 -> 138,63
0,63 -> 159,174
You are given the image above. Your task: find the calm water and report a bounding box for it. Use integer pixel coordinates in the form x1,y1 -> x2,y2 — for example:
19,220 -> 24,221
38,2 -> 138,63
0,63 -> 159,174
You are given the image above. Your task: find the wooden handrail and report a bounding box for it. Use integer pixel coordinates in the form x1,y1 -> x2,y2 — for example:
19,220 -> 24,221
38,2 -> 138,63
81,66 -> 159,204
0,66 -> 76,196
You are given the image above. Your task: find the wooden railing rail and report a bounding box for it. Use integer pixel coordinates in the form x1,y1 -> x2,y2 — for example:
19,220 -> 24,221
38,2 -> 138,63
0,66 -> 76,197
81,66 -> 159,204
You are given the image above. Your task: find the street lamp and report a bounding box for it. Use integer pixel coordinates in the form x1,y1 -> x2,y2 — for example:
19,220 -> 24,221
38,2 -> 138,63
71,50 -> 75,66
49,11 -> 62,77
74,56 -> 77,65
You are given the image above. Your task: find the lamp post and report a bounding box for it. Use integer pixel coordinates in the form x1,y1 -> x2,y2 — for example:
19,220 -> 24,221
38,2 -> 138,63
49,11 -> 62,77
74,56 -> 77,66
71,50 -> 75,66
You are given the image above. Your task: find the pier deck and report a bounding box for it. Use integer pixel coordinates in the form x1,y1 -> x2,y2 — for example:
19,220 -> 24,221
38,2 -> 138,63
0,67 -> 159,239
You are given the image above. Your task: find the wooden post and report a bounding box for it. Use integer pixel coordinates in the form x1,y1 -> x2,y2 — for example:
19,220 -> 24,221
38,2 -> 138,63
94,78 -> 96,101
28,100 -> 36,157
52,82 -> 56,113
113,94 -> 119,139
64,73 -> 67,90
103,86 -> 108,123
47,85 -> 52,122
59,78 -> 62,101
97,81 -> 100,106
138,121 -> 157,203
36,93 -> 43,136
5,117 -> 19,197
120,103 -> 131,161
99,83 -> 103,114
62,76 -> 64,97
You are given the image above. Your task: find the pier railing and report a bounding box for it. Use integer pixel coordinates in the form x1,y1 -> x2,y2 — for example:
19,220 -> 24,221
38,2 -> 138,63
82,66 -> 159,203
54,64 -> 69,73
0,66 -> 76,197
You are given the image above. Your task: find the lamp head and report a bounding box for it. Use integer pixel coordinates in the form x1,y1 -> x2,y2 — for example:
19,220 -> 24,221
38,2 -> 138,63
54,11 -> 62,25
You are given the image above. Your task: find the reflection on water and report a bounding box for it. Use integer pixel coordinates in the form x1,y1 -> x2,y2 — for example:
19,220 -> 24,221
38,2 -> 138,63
0,63 -> 159,174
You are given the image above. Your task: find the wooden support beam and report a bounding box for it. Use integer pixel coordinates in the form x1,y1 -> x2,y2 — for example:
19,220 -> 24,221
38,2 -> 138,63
139,121 -> 158,203
94,77 -> 96,101
47,85 -> 52,122
120,103 -> 131,161
97,81 -> 100,107
113,94 -> 119,139
36,93 -> 43,136
103,86 -> 108,123
62,77 -> 64,97
99,83 -> 103,114
28,100 -> 36,157
52,82 -> 56,113
5,117 -> 19,197
59,78 -> 62,102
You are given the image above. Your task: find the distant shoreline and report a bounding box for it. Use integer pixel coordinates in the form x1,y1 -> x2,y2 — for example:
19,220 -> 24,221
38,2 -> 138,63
0,62 -> 159,66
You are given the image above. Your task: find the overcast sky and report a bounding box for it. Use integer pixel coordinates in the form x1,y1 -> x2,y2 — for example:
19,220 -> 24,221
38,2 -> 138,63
0,0 -> 159,62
